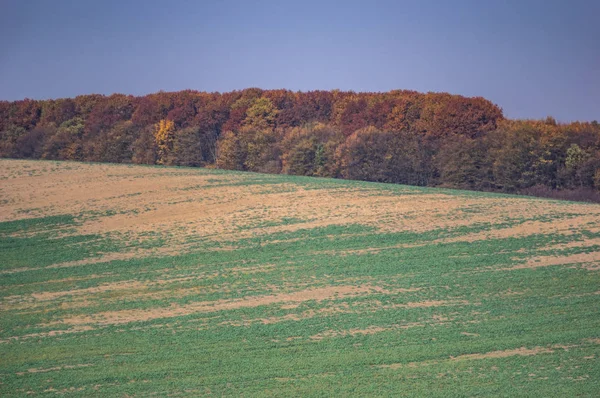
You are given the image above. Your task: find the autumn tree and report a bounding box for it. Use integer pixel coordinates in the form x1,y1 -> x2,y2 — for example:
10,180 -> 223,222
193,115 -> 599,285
216,127 -> 281,173
7,99 -> 41,130
336,126 -> 394,182
132,126 -> 157,165
86,121 -> 138,163
170,126 -> 218,167
436,135 -> 492,190
0,125 -> 26,157
39,99 -> 76,127
154,119 -> 175,165
42,117 -> 85,160
487,124 -> 542,191
11,126 -> 51,159
280,123 -> 344,177
386,129 -> 437,186
244,98 -> 278,130
564,144 -> 592,188
216,130 -> 245,170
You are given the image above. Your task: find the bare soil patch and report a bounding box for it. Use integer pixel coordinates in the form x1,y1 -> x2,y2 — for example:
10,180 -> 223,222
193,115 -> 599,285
376,345 -> 578,370
451,347 -> 553,361
15,363 -> 93,376
0,326 -> 94,344
509,251 -> 600,271
57,284 -> 386,325
310,322 -> 424,340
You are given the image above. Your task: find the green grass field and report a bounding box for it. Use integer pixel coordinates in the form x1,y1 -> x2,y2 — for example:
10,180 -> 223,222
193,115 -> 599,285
1,159 -> 599,396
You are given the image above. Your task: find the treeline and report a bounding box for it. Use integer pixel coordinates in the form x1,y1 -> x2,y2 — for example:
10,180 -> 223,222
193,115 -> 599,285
1,88 -> 600,201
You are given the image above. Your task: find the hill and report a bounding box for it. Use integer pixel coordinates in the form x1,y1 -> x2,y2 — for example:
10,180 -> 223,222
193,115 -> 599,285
1,89 -> 600,201
1,159 -> 599,396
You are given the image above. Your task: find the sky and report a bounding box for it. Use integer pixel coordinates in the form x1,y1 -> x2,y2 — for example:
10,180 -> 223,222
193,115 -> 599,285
0,0 -> 598,122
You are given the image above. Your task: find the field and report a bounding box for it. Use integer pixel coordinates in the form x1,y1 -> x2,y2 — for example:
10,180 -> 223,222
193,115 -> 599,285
1,159 -> 599,396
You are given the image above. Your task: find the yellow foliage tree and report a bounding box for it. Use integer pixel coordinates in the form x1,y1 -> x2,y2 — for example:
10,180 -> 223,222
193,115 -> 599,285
244,98 -> 278,130
154,119 -> 175,165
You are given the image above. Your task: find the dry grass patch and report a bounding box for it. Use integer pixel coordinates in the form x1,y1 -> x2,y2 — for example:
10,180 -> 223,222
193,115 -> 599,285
4,160 -> 600,252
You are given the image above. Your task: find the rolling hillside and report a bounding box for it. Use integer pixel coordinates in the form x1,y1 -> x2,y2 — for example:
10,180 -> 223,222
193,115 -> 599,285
1,159 -> 599,396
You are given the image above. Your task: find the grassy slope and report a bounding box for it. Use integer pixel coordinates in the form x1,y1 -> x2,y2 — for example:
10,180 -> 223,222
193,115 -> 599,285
0,159 -> 599,397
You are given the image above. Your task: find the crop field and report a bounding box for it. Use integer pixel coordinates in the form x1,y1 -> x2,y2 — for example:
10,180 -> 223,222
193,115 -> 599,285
0,159 -> 599,396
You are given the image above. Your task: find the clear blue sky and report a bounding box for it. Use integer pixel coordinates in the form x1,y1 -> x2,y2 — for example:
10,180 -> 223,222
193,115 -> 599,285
1,0 -> 598,121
